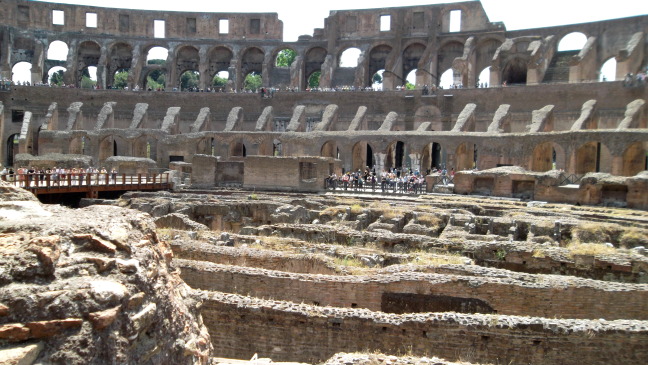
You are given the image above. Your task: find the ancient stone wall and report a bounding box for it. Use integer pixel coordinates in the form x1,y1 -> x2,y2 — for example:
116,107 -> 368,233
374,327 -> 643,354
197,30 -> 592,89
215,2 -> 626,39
200,292 -> 648,365
176,259 -> 648,320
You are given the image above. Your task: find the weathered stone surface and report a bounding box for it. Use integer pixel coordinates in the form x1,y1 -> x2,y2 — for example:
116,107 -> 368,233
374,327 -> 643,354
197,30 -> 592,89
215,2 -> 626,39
0,342 -> 44,365
0,190 -> 211,364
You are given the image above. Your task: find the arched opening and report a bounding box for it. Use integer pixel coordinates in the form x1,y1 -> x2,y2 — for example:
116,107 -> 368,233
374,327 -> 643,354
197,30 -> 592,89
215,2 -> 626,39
97,135 -> 127,161
241,47 -> 264,89
180,70 -> 200,91
107,42 -> 133,88
6,134 -> 20,167
69,136 -> 89,155
144,69 -> 165,90
402,43 -> 426,88
405,69 -> 417,89
321,141 -> 339,159
305,47 -> 327,89
478,67 -> 490,88
230,140 -> 247,157
352,141 -> 374,171
622,142 -> 647,176
532,142 -> 565,172
275,48 -> 297,67
307,71 -> 321,89
455,143 -> 476,171
244,71 -> 262,91
599,58 -> 616,82
47,40 -> 69,61
212,71 -> 229,91
339,48 -> 361,68
371,69 -> 385,90
502,57 -> 527,85
422,142 -> 444,173
112,68 -> 129,89
575,142 -> 612,174
147,47 -> 168,65
176,46 -> 200,90
438,41 -> 464,85
272,139 -> 282,156
558,32 -> 587,51
12,62 -> 32,84
208,46 -> 233,90
368,45 -> 391,87
77,41 -> 101,87
439,68 -> 455,89
475,39 -> 501,87
80,66 -> 97,89
386,141 -> 406,171
47,66 -> 66,86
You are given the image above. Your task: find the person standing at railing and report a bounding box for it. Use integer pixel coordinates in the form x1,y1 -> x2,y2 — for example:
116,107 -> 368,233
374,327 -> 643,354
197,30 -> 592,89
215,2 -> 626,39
110,169 -> 117,184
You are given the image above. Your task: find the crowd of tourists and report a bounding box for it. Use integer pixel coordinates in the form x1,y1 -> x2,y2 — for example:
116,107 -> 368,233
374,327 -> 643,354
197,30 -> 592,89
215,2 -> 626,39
325,168 -> 428,194
0,166 -> 119,187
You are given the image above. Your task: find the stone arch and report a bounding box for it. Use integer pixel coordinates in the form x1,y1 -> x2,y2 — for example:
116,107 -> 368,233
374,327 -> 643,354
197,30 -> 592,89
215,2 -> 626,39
175,45 -> 200,83
475,38 -> 502,85
6,134 -> 20,167
339,47 -> 362,68
146,45 -> 169,64
437,40 -> 464,77
352,141 -> 374,172
98,135 -> 128,162
11,37 -> 36,66
531,142 -> 566,172
230,139 -> 248,158
385,140 -> 407,171
574,141 -> 612,174
558,32 -> 588,52
273,47 -> 298,67
321,140 -> 339,159
622,142 -> 647,176
45,40 -> 69,84
68,135 -> 90,155
305,47 -> 327,87
502,56 -> 528,85
77,40 -> 101,86
106,42 -> 133,87
402,43 -> 426,86
455,142 -> 476,171
196,137 -> 216,156
414,105 -> 442,130
421,142 -> 445,172
133,136 -> 158,160
241,47 -> 265,76
208,46 -> 233,78
368,45 -> 392,87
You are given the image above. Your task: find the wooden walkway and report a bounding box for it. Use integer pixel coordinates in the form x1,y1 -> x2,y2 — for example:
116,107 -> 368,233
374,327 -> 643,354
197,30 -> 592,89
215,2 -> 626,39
1,173 -> 172,198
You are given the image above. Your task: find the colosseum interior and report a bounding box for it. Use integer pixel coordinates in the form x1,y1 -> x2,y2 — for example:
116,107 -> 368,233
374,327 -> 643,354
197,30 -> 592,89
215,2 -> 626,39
0,0 -> 647,364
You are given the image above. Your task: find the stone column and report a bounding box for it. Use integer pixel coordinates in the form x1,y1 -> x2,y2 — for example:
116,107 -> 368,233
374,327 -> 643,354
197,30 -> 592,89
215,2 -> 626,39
166,45 -> 177,91
374,152 -> 387,174
409,153 -> 421,172
96,44 -> 108,89
198,46 -> 209,91
64,39 -> 77,86
0,31 -> 11,79
262,51 -> 272,88
128,43 -> 142,89
611,155 -> 624,176
31,41 -> 45,84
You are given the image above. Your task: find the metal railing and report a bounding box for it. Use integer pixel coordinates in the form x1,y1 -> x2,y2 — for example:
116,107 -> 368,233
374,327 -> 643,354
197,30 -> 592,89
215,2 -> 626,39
0,172 -> 170,190
325,178 -> 426,194
559,173 -> 584,186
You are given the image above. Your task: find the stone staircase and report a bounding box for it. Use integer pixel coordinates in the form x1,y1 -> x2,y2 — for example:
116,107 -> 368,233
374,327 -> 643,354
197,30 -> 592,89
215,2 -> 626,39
543,50 -> 579,83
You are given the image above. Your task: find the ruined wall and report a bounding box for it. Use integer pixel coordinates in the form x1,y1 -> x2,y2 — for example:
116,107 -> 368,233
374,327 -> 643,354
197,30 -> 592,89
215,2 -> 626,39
201,292 -> 648,365
176,259 -> 648,321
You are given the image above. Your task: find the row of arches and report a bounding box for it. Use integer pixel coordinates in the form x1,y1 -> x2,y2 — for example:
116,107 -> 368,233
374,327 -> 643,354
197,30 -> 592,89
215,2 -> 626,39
9,30 -> 627,90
